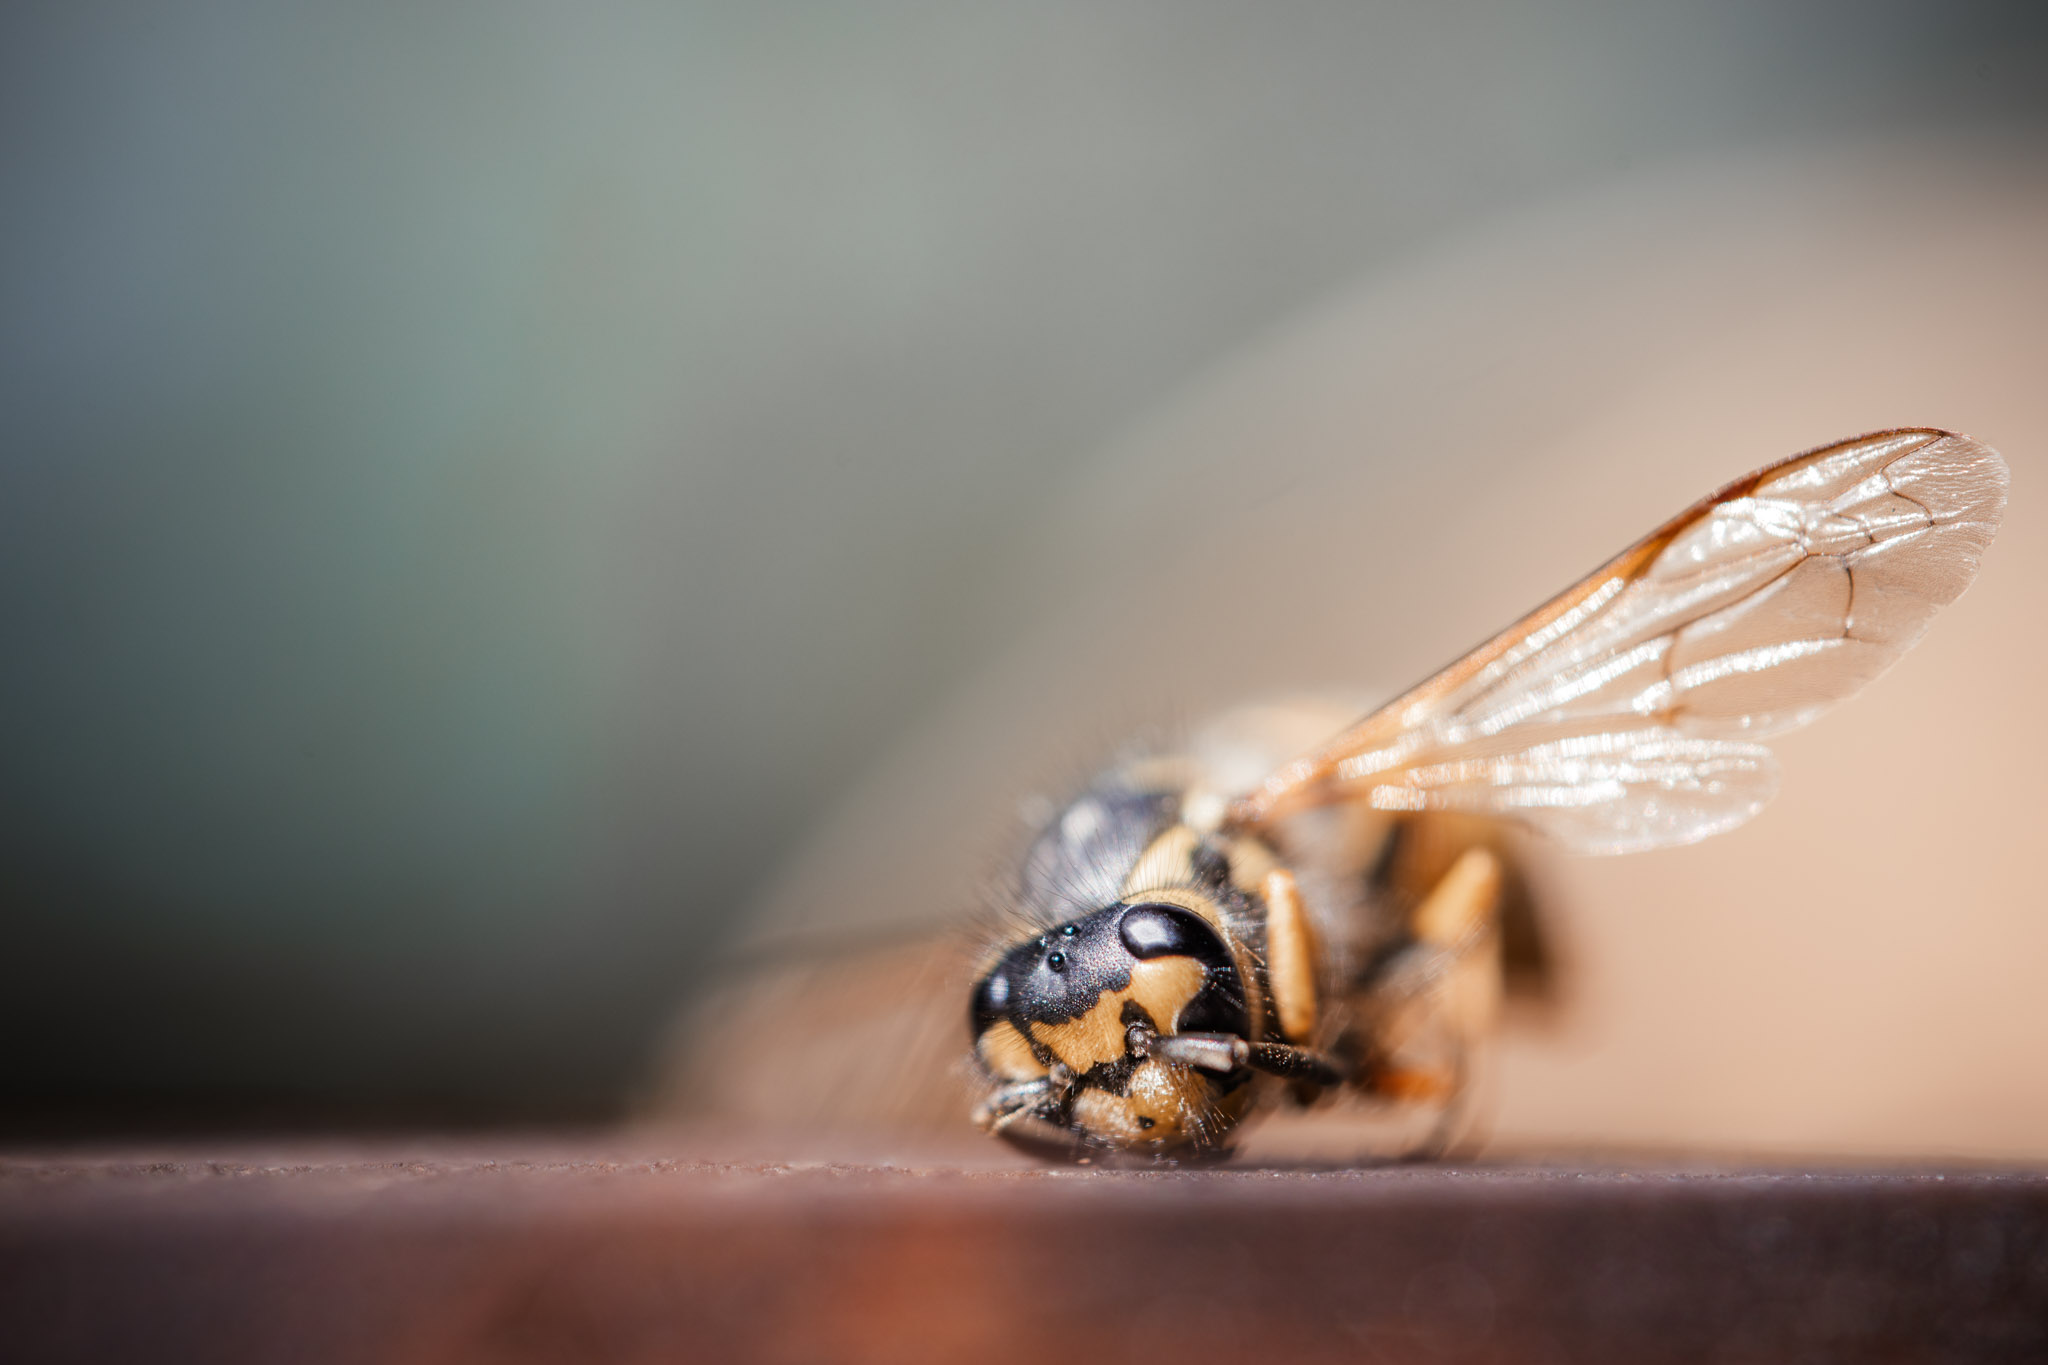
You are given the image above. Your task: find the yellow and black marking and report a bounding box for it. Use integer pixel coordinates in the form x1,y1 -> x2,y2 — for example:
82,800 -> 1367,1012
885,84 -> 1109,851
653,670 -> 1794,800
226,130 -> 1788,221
968,891 -> 1254,1151
1069,1059 -> 1255,1146
969,776 -> 1349,1156
1117,821 -> 1284,1040
1365,812 -> 1553,998
973,1019 -> 1046,1082
1028,955 -> 1206,1073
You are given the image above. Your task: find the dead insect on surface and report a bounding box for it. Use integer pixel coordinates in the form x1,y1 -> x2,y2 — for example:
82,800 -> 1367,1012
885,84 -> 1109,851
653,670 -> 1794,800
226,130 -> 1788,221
966,429 -> 2007,1163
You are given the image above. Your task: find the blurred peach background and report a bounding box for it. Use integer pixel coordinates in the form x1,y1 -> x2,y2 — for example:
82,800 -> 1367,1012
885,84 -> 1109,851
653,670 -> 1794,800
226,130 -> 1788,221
6,4 -> 2046,1147
702,134 -> 2048,1161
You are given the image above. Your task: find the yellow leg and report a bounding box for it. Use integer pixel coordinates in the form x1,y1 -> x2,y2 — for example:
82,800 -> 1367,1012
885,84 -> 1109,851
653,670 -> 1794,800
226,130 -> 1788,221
1262,866 -> 1321,1044
1410,846 -> 1502,952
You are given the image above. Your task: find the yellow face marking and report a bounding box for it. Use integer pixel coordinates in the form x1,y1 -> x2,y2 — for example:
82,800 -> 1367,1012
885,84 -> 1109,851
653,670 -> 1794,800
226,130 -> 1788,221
975,1019 -> 1047,1080
1028,957 -> 1207,1072
1262,866 -> 1320,1044
1125,956 -> 1207,1036
1030,990 -> 1128,1073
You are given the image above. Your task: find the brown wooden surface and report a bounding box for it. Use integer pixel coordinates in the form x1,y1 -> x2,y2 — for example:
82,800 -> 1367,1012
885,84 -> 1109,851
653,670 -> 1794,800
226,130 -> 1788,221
4,1135 -> 2046,1364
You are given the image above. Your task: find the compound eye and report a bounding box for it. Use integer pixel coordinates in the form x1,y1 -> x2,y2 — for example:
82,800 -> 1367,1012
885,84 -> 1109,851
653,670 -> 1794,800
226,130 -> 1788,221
1118,903 -> 1220,960
979,972 -> 1010,1010
969,970 -> 1011,1036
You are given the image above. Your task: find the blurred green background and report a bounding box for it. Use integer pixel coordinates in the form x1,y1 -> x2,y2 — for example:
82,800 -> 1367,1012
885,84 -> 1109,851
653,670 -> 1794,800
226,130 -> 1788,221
4,1 -> 2045,1133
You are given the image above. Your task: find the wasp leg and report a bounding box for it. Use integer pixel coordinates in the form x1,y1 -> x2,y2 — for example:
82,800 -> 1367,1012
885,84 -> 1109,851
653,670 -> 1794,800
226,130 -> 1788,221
973,1062 -> 1078,1133
1353,1053 -> 1459,1102
1129,1026 -> 1241,1073
1342,845 -> 1506,1156
1128,1023 -> 1348,1087
1412,845 -> 1503,954
973,1078 -> 1054,1132
1243,1040 -> 1349,1086
994,1122 -> 1095,1164
1262,866 -> 1320,1044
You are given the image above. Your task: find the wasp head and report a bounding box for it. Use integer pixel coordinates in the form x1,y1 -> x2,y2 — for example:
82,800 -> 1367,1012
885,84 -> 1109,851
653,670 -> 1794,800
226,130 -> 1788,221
968,900 -> 1252,1153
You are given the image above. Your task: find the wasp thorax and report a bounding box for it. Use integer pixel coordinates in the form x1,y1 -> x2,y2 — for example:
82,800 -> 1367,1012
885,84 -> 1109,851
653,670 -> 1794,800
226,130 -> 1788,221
969,901 -> 1253,1152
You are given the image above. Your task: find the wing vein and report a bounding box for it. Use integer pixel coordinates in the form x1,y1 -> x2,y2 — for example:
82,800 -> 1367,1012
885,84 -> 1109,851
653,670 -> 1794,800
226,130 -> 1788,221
1230,429 -> 2007,854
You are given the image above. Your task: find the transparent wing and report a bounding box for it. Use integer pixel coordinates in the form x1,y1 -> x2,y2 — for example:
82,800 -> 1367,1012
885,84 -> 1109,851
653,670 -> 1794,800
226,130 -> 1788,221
1231,429 -> 2008,853
651,931 -> 982,1137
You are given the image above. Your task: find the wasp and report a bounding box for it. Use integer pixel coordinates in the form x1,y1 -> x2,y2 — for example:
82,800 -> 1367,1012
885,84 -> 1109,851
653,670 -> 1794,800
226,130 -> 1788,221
963,429 -> 2007,1163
